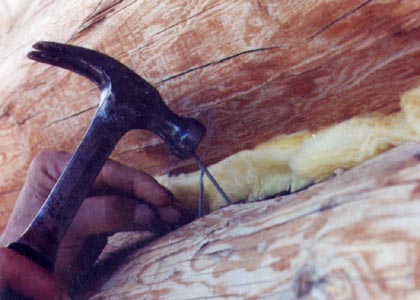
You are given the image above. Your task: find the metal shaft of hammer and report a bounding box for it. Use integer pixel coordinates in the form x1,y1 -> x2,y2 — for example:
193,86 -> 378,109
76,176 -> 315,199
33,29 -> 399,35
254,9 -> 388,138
9,114 -> 126,272
8,41 -> 207,273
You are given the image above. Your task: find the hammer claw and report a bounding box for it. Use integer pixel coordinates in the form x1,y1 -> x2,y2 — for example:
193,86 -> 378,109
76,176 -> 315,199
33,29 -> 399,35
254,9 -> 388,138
29,41 -> 110,87
7,41 -> 215,275
30,41 -> 81,67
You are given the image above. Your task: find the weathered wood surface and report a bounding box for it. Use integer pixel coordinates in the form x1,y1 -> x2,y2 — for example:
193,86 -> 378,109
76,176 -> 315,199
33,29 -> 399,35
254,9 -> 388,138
2,0 -> 420,232
79,142 -> 420,300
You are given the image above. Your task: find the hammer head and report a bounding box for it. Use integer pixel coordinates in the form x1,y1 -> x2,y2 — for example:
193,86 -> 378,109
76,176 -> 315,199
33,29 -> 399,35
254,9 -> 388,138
28,41 -> 206,159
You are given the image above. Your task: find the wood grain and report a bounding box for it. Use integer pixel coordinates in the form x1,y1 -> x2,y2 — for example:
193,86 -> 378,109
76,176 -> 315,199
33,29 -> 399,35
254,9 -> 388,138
77,142 -> 420,299
0,2 -> 420,298
0,0 -> 420,285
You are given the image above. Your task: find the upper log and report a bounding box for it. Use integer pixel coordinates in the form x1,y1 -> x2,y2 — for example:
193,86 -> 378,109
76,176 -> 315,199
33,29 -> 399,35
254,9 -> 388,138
79,142 -> 420,299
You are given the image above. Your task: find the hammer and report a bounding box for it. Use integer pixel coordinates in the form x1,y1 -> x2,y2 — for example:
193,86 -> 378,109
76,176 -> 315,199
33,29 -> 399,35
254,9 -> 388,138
6,42 -> 231,277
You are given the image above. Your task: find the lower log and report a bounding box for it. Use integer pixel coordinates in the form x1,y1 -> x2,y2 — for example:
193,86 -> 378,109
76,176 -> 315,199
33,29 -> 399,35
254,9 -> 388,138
77,141 -> 420,299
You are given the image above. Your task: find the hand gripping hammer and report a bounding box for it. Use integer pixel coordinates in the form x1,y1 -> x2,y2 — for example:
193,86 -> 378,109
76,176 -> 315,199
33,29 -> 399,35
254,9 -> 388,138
6,42 -> 231,277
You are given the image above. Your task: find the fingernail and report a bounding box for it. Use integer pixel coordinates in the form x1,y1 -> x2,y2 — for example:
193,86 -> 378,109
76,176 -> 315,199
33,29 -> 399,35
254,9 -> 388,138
156,187 -> 175,206
133,201 -> 173,234
161,205 -> 195,226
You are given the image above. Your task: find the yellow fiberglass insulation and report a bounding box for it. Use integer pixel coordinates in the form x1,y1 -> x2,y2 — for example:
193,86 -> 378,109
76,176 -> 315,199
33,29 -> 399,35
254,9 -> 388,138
157,87 -> 420,212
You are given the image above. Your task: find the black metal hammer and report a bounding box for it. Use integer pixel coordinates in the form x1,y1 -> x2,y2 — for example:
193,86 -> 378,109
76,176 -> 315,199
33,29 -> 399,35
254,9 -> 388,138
6,42 -> 231,276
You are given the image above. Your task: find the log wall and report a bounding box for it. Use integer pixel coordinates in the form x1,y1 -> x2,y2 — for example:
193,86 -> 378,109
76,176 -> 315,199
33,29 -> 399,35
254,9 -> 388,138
2,1 -> 420,232
1,1 -> 420,298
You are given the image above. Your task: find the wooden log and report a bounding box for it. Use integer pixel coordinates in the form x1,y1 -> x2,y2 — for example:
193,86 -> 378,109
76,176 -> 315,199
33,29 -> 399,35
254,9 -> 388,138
2,0 -> 420,232
77,141 -> 420,299
1,2 -> 420,298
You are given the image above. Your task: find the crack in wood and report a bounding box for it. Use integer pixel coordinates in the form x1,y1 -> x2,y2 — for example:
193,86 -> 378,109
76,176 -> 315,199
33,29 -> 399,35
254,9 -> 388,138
43,105 -> 96,128
414,153 -> 420,161
149,2 -> 226,41
159,46 -> 280,83
0,105 -> 40,127
294,261 -> 420,298
0,106 -> 10,119
72,0 -> 136,39
256,0 -> 270,17
15,112 -> 43,126
308,0 -> 375,40
79,0 -> 125,33
294,266 -> 327,298
125,2 -> 228,56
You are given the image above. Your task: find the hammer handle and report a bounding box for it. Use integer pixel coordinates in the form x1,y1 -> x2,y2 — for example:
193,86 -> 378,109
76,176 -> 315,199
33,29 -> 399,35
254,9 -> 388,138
7,241 -> 54,272
3,114 -> 123,298
12,114 -> 124,269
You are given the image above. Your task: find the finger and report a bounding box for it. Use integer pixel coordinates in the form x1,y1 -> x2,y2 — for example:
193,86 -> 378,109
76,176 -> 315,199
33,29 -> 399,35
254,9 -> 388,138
157,205 -> 192,225
30,150 -> 174,207
29,150 -> 175,207
65,196 -> 168,240
0,247 -> 65,300
0,151 -> 71,246
94,159 -> 174,206
27,150 -> 70,190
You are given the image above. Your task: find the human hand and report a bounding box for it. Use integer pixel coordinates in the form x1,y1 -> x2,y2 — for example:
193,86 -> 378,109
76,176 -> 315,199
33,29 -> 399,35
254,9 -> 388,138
0,151 -> 192,298
0,246 -> 63,300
